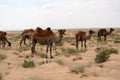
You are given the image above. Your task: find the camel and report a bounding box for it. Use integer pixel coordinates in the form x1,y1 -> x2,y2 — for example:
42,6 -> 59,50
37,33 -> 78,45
98,28 -> 114,44
31,27 -> 66,58
0,31 -> 11,48
75,29 -> 95,50
20,28 -> 34,47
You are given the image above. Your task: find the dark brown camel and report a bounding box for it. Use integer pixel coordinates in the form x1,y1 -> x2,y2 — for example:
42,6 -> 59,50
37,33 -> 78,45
20,28 -> 34,47
0,31 -> 11,48
98,28 -> 114,44
31,27 -> 66,58
75,30 -> 95,50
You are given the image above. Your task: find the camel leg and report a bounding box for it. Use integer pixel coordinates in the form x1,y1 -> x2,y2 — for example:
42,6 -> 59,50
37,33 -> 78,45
20,38 -> 23,47
104,35 -> 107,44
46,45 -> 49,58
98,36 -> 101,44
23,38 -> 27,47
31,38 -> 37,54
2,40 -> 6,48
84,40 -> 86,51
50,44 -> 53,58
81,41 -> 83,50
76,41 -> 79,50
76,36 -> 79,50
31,43 -> 36,54
5,37 -> 11,47
104,35 -> 106,41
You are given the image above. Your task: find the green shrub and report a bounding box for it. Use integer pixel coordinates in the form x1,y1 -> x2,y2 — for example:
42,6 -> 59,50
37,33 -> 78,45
22,59 -> 35,68
56,59 -> 64,65
0,54 -> 7,61
95,48 -> 118,63
61,47 -> 80,55
71,66 -> 85,74
0,73 -> 3,80
55,51 -> 61,56
39,52 -> 46,58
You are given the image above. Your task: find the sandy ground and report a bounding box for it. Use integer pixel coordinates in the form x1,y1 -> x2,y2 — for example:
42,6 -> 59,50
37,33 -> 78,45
0,28 -> 120,80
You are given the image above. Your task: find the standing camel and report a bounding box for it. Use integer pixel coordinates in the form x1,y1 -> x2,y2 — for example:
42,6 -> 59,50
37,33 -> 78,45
0,31 -> 11,48
75,29 -> 95,50
98,28 -> 114,44
31,27 -> 66,58
20,28 -> 34,47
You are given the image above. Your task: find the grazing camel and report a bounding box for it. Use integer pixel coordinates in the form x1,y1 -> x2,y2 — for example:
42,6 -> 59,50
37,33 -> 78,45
20,28 -> 34,47
0,31 -> 11,48
75,29 -> 95,50
98,28 -> 114,44
31,27 -> 66,58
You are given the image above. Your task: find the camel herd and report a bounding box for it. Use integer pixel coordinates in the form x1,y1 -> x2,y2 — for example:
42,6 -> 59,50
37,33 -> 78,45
0,27 -> 114,58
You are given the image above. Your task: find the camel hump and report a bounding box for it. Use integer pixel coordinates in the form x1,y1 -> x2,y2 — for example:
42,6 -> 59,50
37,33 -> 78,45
99,29 -> 107,32
75,31 -> 86,38
22,28 -> 34,35
0,31 -> 7,36
33,27 -> 54,37
36,27 -> 43,31
46,27 -> 51,31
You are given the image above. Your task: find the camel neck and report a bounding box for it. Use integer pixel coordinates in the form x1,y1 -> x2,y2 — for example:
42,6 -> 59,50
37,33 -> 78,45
86,34 -> 92,40
108,30 -> 112,35
55,33 -> 63,43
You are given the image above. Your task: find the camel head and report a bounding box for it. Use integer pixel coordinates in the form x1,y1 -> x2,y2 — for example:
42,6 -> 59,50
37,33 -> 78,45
110,28 -> 114,32
58,29 -> 66,35
89,29 -> 95,35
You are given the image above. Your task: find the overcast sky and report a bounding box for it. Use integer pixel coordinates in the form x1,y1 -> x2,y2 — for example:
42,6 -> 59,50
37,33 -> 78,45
0,0 -> 120,30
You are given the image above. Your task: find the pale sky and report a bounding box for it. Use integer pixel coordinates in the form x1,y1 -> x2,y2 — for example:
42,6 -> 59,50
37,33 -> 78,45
0,0 -> 120,31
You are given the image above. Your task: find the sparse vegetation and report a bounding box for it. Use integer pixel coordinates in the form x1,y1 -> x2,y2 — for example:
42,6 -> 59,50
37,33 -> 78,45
73,56 -> 82,61
61,47 -> 81,55
0,54 -> 7,61
55,51 -> 61,56
0,73 -> 3,80
22,59 -> 35,68
56,59 -> 64,65
71,66 -> 85,74
39,52 -> 46,58
17,46 -> 30,52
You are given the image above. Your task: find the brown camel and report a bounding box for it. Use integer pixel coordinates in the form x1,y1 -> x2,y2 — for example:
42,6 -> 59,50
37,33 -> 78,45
75,29 -> 95,50
20,28 -> 34,47
0,31 -> 11,48
98,28 -> 114,44
31,27 -> 66,58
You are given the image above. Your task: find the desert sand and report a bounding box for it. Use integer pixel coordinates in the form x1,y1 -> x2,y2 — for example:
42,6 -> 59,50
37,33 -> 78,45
0,28 -> 120,80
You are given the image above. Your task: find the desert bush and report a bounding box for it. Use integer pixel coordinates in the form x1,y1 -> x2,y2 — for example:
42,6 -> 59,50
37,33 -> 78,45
0,73 -> 3,80
55,51 -> 61,56
55,41 -> 63,46
61,47 -> 80,55
13,34 -> 21,41
56,59 -> 64,65
95,48 -> 118,63
0,54 -> 7,61
73,56 -> 82,61
25,55 -> 30,58
38,52 -> 46,58
22,59 -> 35,68
71,66 -> 85,74
17,46 -> 30,52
